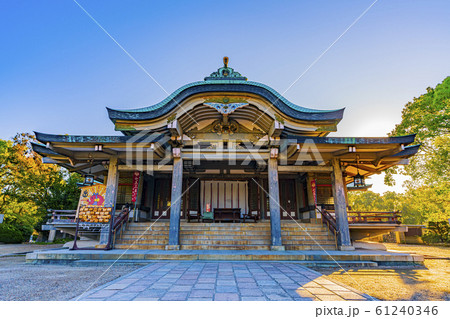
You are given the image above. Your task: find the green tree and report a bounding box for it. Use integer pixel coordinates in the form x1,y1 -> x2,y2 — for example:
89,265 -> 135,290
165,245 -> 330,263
386,76 -> 450,186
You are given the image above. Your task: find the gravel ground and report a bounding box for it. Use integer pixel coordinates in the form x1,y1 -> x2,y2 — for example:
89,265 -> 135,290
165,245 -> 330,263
0,255 -> 141,301
316,243 -> 450,301
0,243 -> 65,256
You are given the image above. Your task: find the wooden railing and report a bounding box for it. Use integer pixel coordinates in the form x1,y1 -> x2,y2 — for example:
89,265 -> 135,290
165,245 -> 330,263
324,208 -> 401,225
47,209 -> 77,223
111,208 -> 130,248
347,211 -> 401,224
315,206 -> 339,249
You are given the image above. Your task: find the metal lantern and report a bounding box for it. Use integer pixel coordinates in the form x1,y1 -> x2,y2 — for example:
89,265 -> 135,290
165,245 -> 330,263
353,154 -> 365,187
83,174 -> 95,186
353,172 -> 365,187
83,156 -> 95,186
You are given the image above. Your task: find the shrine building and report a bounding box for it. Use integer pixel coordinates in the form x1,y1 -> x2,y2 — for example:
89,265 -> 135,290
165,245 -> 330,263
32,58 -> 419,251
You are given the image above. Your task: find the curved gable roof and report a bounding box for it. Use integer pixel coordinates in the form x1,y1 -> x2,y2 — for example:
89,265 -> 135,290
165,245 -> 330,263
107,60 -> 345,123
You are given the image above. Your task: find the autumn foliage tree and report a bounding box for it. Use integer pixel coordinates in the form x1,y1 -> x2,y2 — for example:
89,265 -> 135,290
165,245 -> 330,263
0,133 -> 81,243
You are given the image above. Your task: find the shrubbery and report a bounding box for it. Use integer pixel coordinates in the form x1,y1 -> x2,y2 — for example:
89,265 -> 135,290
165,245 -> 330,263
422,221 -> 450,244
0,223 -> 33,243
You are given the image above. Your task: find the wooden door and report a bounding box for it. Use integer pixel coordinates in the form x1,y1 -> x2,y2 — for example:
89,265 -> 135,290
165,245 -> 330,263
248,179 -> 261,216
153,178 -> 171,219
280,179 -> 297,219
262,178 -> 270,219
185,178 -> 200,219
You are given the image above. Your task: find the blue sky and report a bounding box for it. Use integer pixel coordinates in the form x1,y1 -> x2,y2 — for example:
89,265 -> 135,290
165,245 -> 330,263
1,0 -> 449,192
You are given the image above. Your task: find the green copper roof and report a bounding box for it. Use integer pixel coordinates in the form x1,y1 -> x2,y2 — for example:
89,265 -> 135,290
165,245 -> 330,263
107,58 -> 345,122
117,80 -> 335,114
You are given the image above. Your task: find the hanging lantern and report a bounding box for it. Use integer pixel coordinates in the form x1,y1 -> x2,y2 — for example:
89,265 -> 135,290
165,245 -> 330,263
353,172 -> 365,187
84,156 -> 94,186
353,154 -> 365,187
83,174 -> 95,186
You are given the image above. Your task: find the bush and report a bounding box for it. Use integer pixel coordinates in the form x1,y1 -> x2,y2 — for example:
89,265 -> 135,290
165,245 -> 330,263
0,223 -> 33,243
422,221 -> 450,244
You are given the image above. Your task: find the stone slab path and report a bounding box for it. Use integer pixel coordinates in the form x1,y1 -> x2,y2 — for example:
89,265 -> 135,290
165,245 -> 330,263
76,261 -> 373,301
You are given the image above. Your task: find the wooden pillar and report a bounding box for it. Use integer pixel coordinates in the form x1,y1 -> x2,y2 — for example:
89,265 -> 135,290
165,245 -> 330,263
268,149 -> 284,250
104,156 -> 119,207
331,158 -> 353,250
99,156 -> 119,247
167,149 -> 183,249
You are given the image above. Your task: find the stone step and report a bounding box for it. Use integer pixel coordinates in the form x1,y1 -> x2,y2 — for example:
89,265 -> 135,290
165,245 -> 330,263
114,244 -> 167,250
69,259 -> 377,267
121,231 -> 331,238
127,221 -> 324,226
118,234 -> 169,239
27,249 -> 424,266
180,240 -> 271,245
126,228 -> 329,234
118,221 -> 336,250
285,245 -> 337,250
118,233 -> 334,242
126,223 -> 326,230
180,245 -> 271,250
123,230 -> 170,235
282,240 -> 336,245
118,239 -> 272,245
282,231 -> 330,236
121,235 -> 269,240
117,239 -> 169,245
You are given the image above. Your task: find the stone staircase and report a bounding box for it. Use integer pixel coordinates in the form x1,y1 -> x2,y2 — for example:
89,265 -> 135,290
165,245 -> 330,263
114,221 -> 337,251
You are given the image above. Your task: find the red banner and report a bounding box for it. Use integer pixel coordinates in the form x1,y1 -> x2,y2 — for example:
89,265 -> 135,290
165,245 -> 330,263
131,171 -> 141,203
311,179 -> 317,208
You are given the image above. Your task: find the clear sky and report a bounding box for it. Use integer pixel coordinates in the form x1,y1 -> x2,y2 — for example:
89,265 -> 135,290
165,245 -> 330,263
1,0 -> 449,193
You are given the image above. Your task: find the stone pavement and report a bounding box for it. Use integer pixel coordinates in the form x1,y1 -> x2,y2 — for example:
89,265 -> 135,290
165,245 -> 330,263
76,261 -> 373,301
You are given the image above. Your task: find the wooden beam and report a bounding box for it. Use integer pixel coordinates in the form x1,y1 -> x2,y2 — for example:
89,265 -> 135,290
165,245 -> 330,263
332,148 -> 350,157
48,145 -> 77,164
68,162 -> 96,172
278,165 -> 332,172
100,148 -> 118,156
372,145 -> 404,166
268,120 -> 284,138
118,165 -> 173,172
346,163 -> 378,173
181,151 -> 270,161
168,119 -> 183,137
286,143 -> 299,158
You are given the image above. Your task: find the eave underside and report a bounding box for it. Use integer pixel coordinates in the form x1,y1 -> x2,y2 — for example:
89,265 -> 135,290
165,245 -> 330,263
33,132 -> 419,184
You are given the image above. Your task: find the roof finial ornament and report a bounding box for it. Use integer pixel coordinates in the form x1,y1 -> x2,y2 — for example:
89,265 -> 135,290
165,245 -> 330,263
204,57 -> 247,81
